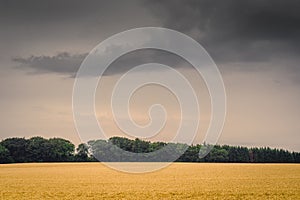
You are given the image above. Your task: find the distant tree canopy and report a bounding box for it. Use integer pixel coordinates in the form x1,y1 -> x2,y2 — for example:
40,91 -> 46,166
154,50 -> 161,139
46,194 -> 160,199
0,136 -> 299,164
0,137 -> 76,163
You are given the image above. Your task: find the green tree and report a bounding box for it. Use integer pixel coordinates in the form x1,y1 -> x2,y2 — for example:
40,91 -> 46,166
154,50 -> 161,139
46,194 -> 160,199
27,136 -> 49,162
132,138 -> 150,153
75,143 -> 89,161
109,137 -> 134,152
0,144 -> 13,163
48,138 -> 75,162
1,138 -> 29,162
208,147 -> 229,162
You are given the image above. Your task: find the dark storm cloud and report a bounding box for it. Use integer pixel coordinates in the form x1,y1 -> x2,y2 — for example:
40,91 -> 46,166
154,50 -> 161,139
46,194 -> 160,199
13,50 -> 186,77
145,0 -> 300,63
6,0 -> 300,75
13,53 -> 87,77
0,0 -> 124,23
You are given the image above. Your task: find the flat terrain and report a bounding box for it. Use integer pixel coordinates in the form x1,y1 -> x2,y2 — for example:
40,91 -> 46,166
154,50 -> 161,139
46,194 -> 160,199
0,163 -> 299,199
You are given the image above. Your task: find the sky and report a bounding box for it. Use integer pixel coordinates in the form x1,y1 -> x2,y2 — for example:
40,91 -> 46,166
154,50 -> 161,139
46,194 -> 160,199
0,0 -> 300,151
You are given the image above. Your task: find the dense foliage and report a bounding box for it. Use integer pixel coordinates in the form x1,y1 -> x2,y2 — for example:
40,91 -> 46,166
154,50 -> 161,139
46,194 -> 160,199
0,137 -> 92,163
0,136 -> 299,163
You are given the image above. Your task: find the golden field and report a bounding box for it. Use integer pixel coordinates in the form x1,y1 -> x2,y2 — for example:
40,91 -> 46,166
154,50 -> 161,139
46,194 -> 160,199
0,163 -> 299,199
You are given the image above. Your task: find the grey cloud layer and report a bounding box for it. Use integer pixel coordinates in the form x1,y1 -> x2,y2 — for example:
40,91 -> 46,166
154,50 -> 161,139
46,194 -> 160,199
13,50 -> 186,77
6,0 -> 300,75
13,53 -> 86,76
145,0 -> 300,63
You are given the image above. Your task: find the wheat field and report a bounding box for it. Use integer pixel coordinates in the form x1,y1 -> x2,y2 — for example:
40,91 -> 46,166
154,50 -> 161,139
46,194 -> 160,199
0,163 -> 299,199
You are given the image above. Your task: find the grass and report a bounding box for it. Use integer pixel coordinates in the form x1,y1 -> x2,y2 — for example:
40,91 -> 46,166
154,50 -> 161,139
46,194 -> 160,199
0,163 -> 299,199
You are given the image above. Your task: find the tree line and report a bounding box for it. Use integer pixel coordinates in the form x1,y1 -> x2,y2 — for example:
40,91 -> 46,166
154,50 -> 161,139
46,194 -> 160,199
0,136 -> 299,163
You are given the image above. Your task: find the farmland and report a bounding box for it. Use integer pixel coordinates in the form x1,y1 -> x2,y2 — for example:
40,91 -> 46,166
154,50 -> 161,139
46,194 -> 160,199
0,163 -> 299,199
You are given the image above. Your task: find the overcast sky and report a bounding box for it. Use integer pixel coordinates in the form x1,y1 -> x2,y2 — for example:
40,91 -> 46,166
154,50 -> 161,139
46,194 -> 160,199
0,0 -> 300,151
